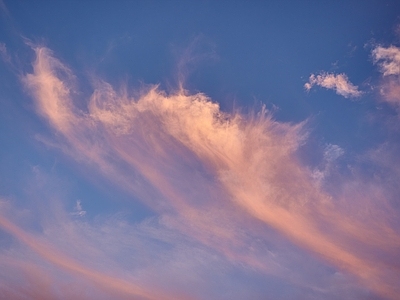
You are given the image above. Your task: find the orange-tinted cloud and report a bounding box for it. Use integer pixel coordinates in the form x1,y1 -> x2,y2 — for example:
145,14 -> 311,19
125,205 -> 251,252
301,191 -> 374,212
20,46 -> 400,299
305,72 -> 362,98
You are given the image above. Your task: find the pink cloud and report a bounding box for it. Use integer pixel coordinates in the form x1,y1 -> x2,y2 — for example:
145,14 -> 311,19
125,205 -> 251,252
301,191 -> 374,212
16,46 -> 400,299
372,45 -> 400,108
372,46 -> 400,76
305,72 -> 362,98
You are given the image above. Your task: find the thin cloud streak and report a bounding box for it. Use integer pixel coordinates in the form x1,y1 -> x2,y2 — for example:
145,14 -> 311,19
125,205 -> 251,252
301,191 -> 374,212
19,46 -> 400,299
305,72 -> 362,98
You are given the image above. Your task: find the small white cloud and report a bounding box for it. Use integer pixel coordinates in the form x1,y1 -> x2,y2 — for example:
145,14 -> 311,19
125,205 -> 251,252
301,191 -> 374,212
323,144 -> 344,162
72,200 -> 86,217
372,45 -> 400,107
372,45 -> 400,76
305,72 -> 362,98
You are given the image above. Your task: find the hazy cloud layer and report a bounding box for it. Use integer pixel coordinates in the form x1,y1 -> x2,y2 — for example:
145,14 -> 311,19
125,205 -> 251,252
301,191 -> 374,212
0,46 -> 397,299
305,73 -> 362,98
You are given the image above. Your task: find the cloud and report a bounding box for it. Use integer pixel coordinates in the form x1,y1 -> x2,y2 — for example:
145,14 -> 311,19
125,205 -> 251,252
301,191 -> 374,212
6,45 -> 398,299
305,72 -> 362,98
312,144 -> 344,185
0,191 -> 375,300
0,205 -> 197,300
23,47 -> 78,133
372,46 -> 400,76
72,200 -> 86,217
372,45 -> 400,107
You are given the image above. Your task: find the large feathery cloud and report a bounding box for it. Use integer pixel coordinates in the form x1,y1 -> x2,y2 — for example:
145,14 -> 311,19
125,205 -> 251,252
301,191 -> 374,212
0,46 -> 399,299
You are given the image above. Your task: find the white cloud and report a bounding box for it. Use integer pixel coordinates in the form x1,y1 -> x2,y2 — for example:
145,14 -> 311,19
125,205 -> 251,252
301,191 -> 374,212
372,45 -> 400,76
305,72 -> 362,98
372,45 -> 400,108
72,200 -> 86,217
324,144 -> 344,162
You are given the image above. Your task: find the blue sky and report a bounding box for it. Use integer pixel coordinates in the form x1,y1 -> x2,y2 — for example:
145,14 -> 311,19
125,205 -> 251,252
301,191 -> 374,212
1,1 -> 400,299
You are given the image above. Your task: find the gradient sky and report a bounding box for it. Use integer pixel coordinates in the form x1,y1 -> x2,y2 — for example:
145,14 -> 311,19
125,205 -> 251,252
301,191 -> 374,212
1,1 -> 400,299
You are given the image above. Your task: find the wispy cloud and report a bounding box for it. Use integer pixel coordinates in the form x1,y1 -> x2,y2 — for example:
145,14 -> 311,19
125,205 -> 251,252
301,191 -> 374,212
305,72 -> 362,98
13,46 -> 400,299
72,200 -> 86,217
312,144 -> 344,185
0,211 -> 194,300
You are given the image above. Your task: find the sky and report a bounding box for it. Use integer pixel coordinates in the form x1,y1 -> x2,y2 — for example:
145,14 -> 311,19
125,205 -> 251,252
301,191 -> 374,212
1,1 -> 400,299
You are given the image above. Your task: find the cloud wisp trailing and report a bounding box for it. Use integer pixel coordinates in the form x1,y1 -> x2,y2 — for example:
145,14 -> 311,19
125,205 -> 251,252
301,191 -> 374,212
305,72 -> 362,98
0,45 -> 399,299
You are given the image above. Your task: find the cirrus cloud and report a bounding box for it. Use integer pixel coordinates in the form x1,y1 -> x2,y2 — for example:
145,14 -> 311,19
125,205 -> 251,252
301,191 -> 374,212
8,45 -> 398,299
